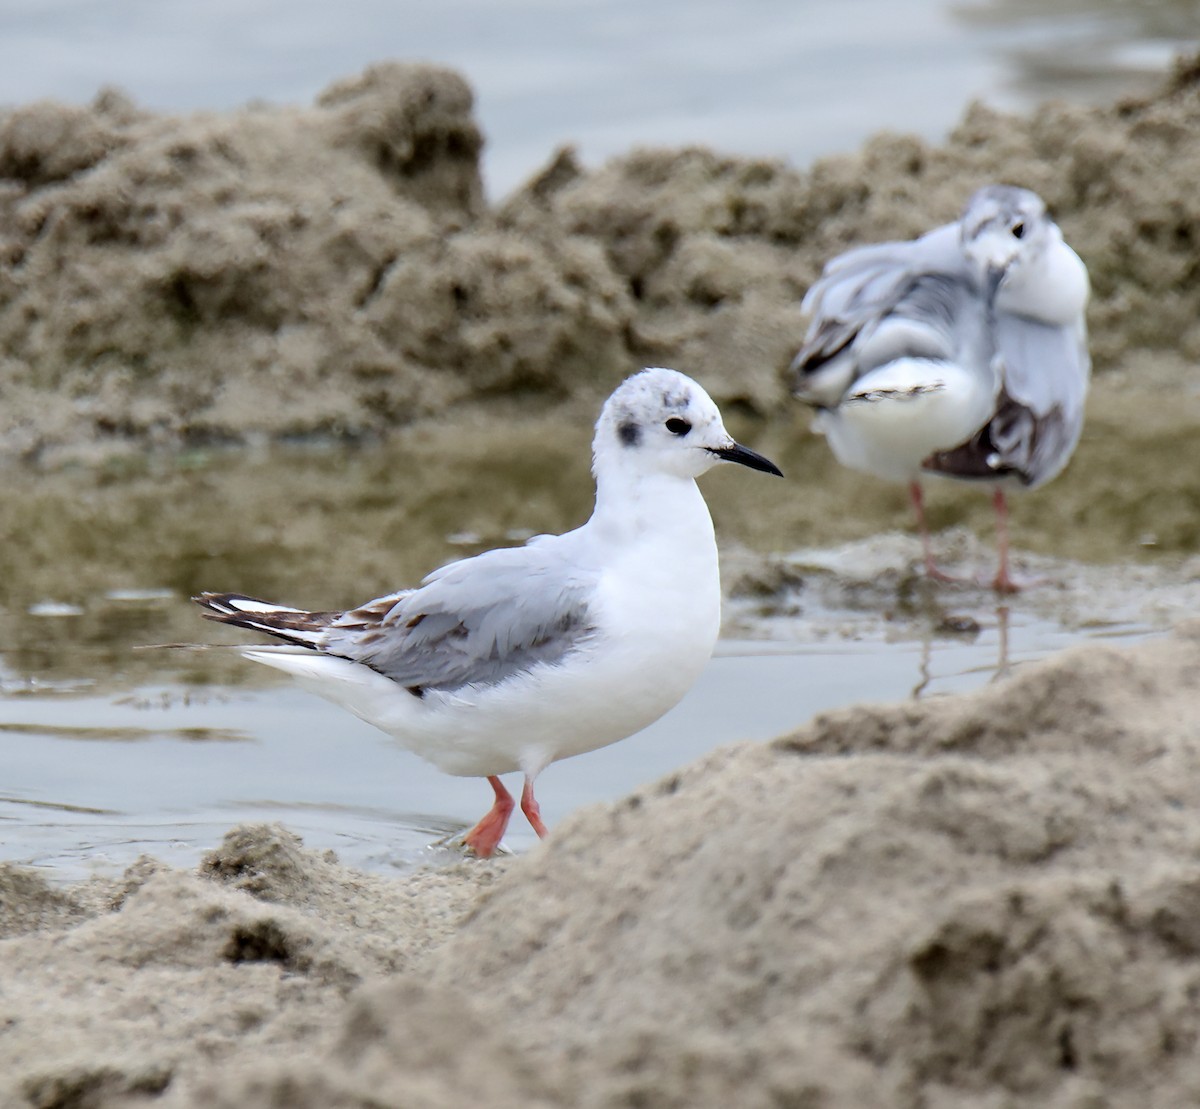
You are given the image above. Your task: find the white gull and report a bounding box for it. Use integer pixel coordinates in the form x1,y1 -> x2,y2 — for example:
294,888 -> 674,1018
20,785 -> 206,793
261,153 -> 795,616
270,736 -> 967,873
195,368 -> 781,857
791,184 -> 1090,591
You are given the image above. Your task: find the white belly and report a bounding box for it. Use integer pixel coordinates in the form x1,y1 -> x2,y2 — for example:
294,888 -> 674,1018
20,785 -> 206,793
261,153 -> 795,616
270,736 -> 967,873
821,356 -> 997,481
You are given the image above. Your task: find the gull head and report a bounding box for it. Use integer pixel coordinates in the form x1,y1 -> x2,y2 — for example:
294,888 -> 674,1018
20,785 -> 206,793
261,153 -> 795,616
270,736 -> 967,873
959,184 -> 1056,301
594,367 -> 782,481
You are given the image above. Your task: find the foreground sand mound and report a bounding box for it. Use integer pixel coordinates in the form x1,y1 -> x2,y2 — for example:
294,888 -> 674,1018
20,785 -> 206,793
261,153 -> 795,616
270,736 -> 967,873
0,827 -> 504,1108
414,624 -> 1200,1107
3,628 -> 1198,1106
2,57 -> 1200,459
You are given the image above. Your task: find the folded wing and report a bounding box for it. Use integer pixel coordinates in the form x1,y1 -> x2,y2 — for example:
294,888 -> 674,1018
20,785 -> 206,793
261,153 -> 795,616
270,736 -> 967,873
792,224 -> 982,408
323,540 -> 600,694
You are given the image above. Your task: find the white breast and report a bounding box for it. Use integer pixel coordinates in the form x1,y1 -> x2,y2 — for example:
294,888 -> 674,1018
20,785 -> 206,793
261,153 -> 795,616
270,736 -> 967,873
999,238 -> 1089,327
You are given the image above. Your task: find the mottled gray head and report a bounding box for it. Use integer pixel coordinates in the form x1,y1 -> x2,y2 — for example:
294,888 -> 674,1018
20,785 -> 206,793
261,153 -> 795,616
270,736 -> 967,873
959,184 -> 1056,298
594,367 -> 782,481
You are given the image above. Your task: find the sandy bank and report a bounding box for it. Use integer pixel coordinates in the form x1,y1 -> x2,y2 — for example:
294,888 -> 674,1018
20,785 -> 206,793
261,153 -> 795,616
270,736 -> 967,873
0,626 -> 1198,1106
1,58 -> 1200,460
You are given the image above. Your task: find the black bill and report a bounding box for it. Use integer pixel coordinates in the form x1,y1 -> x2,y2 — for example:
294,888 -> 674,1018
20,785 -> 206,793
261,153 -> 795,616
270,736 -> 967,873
985,263 -> 1007,303
707,442 -> 783,477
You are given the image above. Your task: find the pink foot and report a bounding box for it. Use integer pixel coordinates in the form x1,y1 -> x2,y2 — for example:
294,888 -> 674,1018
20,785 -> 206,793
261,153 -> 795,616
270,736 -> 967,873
463,775 -> 514,858
990,569 -> 1023,595
521,777 -> 548,839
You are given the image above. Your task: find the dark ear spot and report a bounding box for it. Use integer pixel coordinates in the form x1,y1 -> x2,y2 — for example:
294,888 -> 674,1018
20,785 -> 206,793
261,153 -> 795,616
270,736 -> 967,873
618,421 -> 640,447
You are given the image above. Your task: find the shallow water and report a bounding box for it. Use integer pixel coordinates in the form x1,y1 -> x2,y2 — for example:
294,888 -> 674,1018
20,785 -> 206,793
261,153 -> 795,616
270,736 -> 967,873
0,424 -> 1178,879
0,611 -> 1153,880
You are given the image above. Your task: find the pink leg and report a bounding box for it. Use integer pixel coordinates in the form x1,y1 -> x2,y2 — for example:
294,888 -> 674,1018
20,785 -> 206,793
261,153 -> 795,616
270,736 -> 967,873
990,488 -> 1020,594
910,481 -> 961,584
463,775 -> 514,858
520,777 -> 548,839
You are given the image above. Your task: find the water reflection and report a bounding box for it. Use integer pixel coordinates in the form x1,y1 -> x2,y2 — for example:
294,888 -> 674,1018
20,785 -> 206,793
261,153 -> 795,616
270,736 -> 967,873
910,604 -> 1011,698
995,604 -> 1012,682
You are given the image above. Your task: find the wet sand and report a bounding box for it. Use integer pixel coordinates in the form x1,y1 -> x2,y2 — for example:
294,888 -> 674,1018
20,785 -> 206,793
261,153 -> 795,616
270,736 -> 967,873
2,55 -> 1200,1109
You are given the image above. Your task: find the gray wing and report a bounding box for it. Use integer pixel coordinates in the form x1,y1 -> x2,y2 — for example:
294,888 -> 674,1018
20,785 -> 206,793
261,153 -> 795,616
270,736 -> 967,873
792,223 -> 973,405
922,316 -> 1090,487
991,313 -> 1090,487
322,538 -> 599,694
808,222 -> 964,295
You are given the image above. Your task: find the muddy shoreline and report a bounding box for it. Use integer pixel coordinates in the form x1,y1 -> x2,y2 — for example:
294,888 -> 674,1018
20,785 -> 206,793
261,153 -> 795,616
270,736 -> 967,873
0,357 -> 1197,697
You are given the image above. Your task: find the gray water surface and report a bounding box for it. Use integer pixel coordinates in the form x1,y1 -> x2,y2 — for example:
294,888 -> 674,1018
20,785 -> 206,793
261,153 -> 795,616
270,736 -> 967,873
0,593 -> 1154,879
0,0 -> 1192,195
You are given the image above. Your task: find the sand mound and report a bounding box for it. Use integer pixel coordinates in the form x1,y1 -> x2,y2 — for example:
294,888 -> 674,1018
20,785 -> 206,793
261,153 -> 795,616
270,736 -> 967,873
3,57 -> 1200,459
0,63 -> 632,461
0,826 -> 502,1108
411,624 -> 1200,1107
184,979 -> 562,1109
499,65 -> 1200,403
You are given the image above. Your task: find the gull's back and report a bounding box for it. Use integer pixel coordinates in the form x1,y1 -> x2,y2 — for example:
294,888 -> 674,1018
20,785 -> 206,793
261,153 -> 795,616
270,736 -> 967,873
946,310 -> 1089,489
792,222 -> 985,409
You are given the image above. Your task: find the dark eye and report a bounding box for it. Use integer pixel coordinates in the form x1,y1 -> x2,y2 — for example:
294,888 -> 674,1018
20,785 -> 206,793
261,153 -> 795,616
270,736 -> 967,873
665,417 -> 691,436
1011,221 -> 1026,240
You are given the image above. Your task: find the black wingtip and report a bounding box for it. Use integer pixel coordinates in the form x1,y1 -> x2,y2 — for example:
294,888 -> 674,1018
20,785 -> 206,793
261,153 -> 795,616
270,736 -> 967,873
193,592 -> 250,621
191,592 -> 335,648
192,592 -> 274,630
193,592 -> 228,620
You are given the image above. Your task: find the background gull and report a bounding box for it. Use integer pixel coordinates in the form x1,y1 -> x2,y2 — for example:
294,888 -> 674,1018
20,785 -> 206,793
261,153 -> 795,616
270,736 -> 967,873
194,367 -> 781,858
791,184 -> 1090,592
